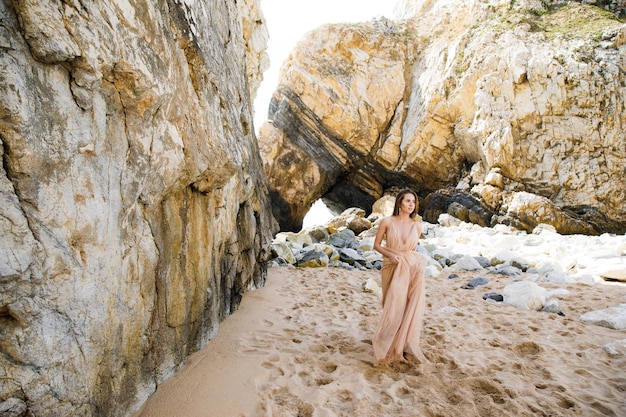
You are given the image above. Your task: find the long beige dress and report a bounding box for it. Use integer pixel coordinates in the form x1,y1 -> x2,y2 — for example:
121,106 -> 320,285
373,219 -> 427,364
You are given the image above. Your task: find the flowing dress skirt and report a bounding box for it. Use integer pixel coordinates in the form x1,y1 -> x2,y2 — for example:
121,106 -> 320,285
372,221 -> 427,364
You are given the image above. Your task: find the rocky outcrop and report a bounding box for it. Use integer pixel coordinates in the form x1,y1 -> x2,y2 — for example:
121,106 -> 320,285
268,199 -> 626,286
258,0 -> 626,234
0,1 -> 276,416
258,21 -> 415,231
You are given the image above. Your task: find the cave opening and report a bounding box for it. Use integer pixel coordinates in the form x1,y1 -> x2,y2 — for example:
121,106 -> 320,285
301,199 -> 334,229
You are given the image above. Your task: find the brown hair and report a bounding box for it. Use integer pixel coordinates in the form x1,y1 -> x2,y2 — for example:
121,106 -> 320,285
392,189 -> 418,218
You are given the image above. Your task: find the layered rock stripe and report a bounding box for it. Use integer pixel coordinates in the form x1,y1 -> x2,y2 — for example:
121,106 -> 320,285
259,1 -> 626,234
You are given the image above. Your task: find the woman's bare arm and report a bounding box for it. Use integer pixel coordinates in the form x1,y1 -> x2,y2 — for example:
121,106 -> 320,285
374,217 -> 400,263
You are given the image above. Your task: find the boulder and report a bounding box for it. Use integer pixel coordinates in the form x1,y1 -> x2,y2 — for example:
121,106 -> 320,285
338,248 -> 367,265
372,195 -> 395,216
449,255 -> 484,272
271,242 -> 297,265
580,305 -> 626,330
503,281 -> 548,311
327,228 -> 358,249
297,250 -> 330,268
259,1 -> 626,235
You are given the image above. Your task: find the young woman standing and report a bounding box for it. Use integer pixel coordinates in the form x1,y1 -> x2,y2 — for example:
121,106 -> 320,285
372,189 -> 428,365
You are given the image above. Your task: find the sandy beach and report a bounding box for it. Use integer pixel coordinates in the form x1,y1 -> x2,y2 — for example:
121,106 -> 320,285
135,263 -> 626,417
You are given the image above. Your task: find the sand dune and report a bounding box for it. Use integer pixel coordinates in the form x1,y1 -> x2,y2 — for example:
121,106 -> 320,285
135,266 -> 626,417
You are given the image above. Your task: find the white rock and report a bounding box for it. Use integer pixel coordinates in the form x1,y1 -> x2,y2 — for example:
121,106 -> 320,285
362,278 -> 382,296
571,274 -> 598,286
362,250 -> 382,263
603,339 -> 626,356
538,271 -> 576,285
438,214 -> 462,227
503,281 -> 547,311
595,257 -> 626,281
491,250 -> 520,265
536,261 -> 564,275
284,232 -> 313,246
492,224 -> 513,234
523,234 -> 545,247
580,305 -> 626,330
533,224 -> 557,235
449,255 -> 483,271
425,265 -> 441,278
437,306 -> 464,315
492,235 -> 521,251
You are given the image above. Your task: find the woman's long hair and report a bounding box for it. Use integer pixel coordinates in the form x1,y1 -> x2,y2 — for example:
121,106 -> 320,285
392,189 -> 419,219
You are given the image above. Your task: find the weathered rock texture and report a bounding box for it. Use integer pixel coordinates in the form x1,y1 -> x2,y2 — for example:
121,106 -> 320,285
0,0 -> 276,416
259,0 -> 626,234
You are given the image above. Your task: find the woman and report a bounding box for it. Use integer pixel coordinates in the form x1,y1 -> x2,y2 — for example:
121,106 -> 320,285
372,189 -> 428,365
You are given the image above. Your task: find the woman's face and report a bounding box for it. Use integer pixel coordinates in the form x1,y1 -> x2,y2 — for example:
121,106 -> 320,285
400,193 -> 416,215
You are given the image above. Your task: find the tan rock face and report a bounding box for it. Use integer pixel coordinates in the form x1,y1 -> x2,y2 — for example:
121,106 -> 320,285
259,1 -> 626,234
259,20 -> 414,231
0,0 -> 275,415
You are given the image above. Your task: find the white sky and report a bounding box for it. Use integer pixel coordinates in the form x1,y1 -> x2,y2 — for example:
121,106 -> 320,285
254,1 -> 398,228
254,0 -> 397,131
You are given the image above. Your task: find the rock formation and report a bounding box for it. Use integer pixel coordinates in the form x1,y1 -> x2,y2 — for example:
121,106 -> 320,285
268,200 -> 626,284
258,0 -> 626,234
0,0 -> 276,415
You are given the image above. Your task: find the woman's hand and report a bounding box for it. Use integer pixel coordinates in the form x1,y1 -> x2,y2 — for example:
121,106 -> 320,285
391,255 -> 400,264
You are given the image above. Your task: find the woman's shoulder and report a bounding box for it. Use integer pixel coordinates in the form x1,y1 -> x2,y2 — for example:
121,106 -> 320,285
379,216 -> 393,226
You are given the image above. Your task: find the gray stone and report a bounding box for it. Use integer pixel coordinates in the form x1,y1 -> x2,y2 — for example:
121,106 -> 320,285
297,251 -> 330,268
492,264 -> 522,276
327,229 -> 357,248
461,277 -> 489,289
450,255 -> 484,271
338,248 -> 367,265
474,256 -> 491,268
483,292 -> 504,302
543,300 -> 564,316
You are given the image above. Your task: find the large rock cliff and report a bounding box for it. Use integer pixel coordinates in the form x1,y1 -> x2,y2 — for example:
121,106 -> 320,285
259,0 -> 626,234
0,0 -> 276,415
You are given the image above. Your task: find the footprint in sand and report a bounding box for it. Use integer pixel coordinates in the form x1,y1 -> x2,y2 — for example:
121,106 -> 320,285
467,377 -> 509,405
395,386 -> 415,401
542,390 -> 578,412
512,340 -> 543,357
321,363 -> 337,373
261,360 -> 285,377
310,344 -> 330,354
240,331 -> 279,354
315,375 -> 333,386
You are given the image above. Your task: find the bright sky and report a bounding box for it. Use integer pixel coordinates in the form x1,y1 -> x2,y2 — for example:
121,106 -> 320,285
254,1 -> 398,228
